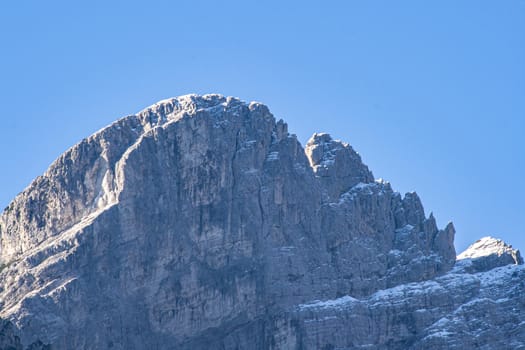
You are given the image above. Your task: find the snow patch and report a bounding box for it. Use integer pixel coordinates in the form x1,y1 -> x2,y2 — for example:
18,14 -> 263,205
299,295 -> 358,311
266,152 -> 279,161
457,236 -> 514,260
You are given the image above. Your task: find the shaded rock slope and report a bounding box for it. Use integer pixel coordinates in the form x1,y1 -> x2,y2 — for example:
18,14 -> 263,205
0,94 -> 522,349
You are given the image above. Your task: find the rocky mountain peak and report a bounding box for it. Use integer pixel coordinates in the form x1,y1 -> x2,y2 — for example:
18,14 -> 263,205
0,95 -> 522,349
455,236 -> 523,273
305,132 -> 374,201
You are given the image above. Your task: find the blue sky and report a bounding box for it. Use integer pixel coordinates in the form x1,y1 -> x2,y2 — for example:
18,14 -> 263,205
1,1 -> 524,253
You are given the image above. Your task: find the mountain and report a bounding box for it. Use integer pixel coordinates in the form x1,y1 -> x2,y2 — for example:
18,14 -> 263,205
0,94 -> 523,349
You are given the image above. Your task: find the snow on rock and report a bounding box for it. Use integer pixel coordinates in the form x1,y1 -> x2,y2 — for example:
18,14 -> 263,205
0,94 -> 522,349
458,236 -> 520,260
456,236 -> 523,273
304,132 -> 374,202
296,258 -> 525,349
299,295 -> 358,311
266,151 -> 279,161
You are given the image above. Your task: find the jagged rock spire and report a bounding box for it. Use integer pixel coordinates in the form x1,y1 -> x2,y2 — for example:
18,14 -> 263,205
305,133 -> 374,201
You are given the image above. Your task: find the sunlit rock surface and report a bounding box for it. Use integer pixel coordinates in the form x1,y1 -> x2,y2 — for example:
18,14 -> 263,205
0,95 -> 521,349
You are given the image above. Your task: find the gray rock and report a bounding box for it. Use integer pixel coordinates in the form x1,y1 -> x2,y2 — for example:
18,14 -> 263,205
0,319 -> 22,350
0,319 -> 50,350
455,236 -> 523,273
293,261 -> 525,349
304,133 -> 374,202
0,94 -> 520,349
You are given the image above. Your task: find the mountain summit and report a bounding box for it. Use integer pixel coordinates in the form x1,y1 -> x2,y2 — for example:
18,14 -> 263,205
0,95 -> 523,349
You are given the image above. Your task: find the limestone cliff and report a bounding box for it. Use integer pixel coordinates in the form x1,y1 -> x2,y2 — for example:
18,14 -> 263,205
0,95 -> 521,349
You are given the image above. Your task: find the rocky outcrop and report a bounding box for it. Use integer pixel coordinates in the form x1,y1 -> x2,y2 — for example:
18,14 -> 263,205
0,94 -> 520,349
293,243 -> 525,349
304,133 -> 374,201
455,236 -> 523,273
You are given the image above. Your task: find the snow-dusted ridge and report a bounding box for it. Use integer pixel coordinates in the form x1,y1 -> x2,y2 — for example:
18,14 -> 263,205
454,236 -> 523,275
457,236 -> 520,261
299,262 -> 524,312
297,242 -> 525,348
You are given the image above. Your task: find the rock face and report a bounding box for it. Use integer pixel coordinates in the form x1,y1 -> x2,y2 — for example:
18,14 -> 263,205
456,236 -> 523,273
0,94 -> 522,349
296,242 -> 525,349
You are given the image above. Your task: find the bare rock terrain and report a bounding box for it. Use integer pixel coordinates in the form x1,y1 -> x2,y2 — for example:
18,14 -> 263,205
0,95 -> 522,349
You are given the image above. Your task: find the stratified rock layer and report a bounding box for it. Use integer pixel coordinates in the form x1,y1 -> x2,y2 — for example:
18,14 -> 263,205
0,94 -> 521,349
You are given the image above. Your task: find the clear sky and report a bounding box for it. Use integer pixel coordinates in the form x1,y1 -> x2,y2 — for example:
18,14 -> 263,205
1,1 -> 523,253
